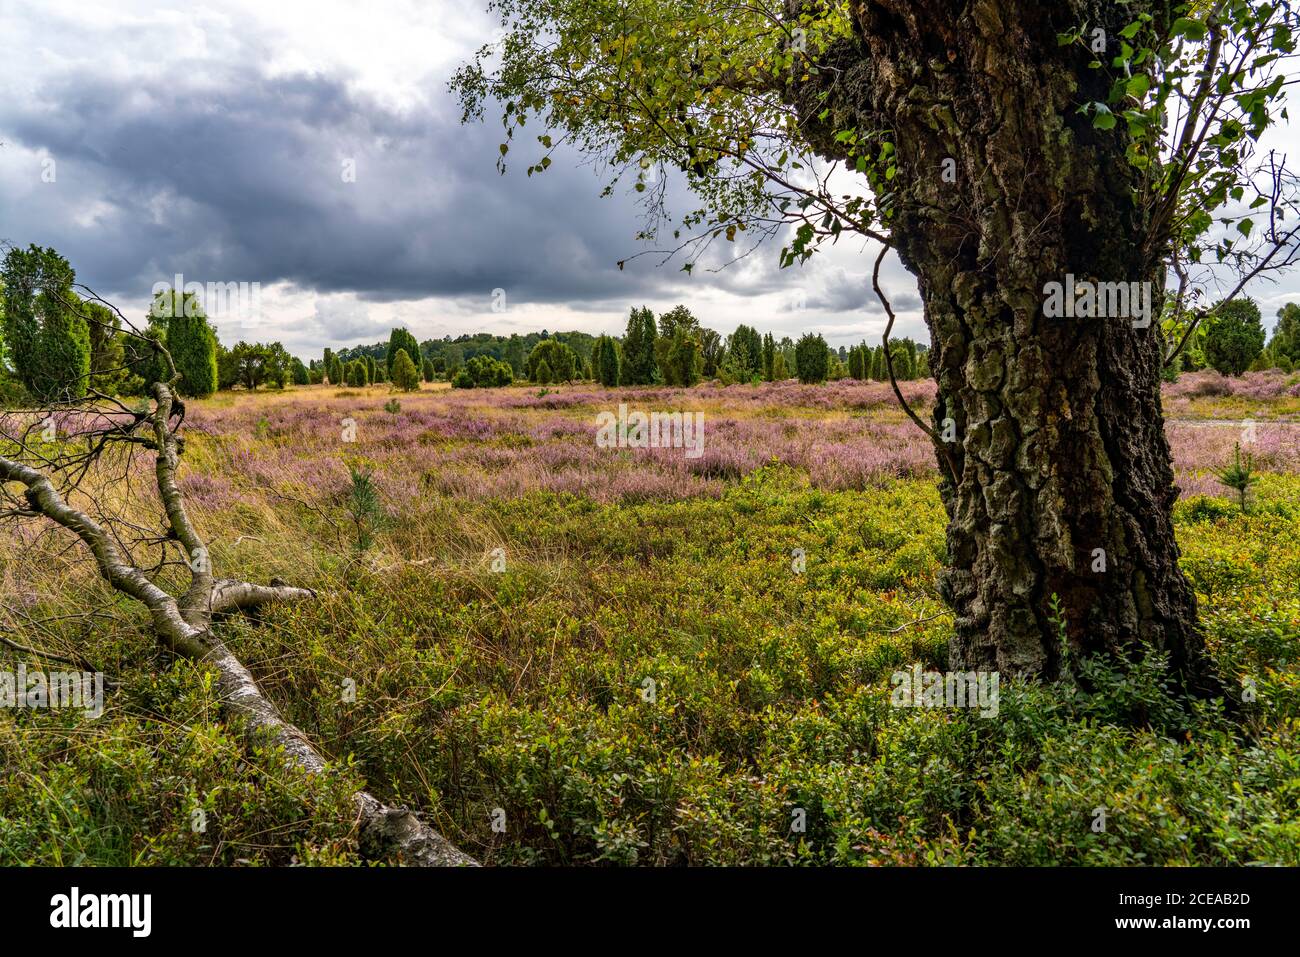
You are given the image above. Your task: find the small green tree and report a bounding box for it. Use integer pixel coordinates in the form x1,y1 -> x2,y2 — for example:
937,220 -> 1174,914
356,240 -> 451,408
505,333 -> 526,375
1269,303 -> 1300,366
595,335 -> 621,386
535,358 -> 554,385
452,355 -> 514,388
621,306 -> 657,384
421,357 -> 436,382
726,324 -> 763,381
391,348 -> 421,391
870,347 -> 886,381
887,341 -> 915,381
1,245 -> 91,402
346,358 -> 369,387
847,343 -> 864,380
291,357 -> 310,385
527,339 -> 576,382
794,333 -> 829,384
699,328 -> 723,378
665,327 -> 700,386
345,465 -> 387,553
386,328 -> 421,379
654,305 -> 700,384
1204,299 -> 1266,377
83,299 -> 128,395
1215,443 -> 1260,512
827,350 -> 847,380
151,289 -> 219,398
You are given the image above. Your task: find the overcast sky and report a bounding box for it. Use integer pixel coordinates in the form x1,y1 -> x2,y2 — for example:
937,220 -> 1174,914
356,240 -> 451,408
1,0 -> 1297,359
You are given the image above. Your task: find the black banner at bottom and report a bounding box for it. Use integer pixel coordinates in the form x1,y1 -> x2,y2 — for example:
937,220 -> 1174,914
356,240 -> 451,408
1,866 -> 1286,943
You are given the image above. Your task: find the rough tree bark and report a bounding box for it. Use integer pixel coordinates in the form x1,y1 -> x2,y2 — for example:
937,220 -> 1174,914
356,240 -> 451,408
0,383 -> 475,865
792,0 -> 1219,693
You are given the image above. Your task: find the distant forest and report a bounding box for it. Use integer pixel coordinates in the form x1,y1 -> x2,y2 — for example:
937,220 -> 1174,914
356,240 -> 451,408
330,325 -> 927,381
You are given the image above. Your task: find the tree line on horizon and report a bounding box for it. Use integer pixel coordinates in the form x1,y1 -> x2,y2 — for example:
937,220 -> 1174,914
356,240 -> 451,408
325,303 -> 932,390
5,244 -> 1298,404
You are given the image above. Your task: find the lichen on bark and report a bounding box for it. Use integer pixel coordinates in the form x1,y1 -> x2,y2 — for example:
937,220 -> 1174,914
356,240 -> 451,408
788,0 -> 1218,694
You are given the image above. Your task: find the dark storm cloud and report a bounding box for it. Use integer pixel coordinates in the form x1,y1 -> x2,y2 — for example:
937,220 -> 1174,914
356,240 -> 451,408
0,6 -> 928,339
0,64 -> 710,308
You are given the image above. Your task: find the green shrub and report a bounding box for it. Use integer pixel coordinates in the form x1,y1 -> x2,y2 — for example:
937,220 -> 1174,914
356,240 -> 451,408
1214,442 -> 1259,511
526,339 -> 576,383
345,358 -> 369,387
386,328 -> 421,379
390,348 -> 421,392
343,465 -> 386,552
1204,298 -> 1266,376
452,355 -> 514,388
794,333 -> 829,384
1,245 -> 91,402
149,290 -> 219,398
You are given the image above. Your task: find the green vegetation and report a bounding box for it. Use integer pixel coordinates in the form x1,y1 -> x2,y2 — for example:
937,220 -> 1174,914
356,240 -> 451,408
390,348 -> 421,392
387,328 -> 422,380
1215,443 -> 1261,512
151,289 -> 219,398
1,245 -> 90,403
795,333 -> 829,384
592,334 -> 621,386
6,451 -> 1295,865
452,354 -> 514,389
4,377 -> 1295,865
525,339 -> 577,383
220,341 -> 293,391
621,307 -> 658,385
1270,303 -> 1300,368
345,358 -> 369,387
1204,299 -> 1267,377
0,242 -> 947,401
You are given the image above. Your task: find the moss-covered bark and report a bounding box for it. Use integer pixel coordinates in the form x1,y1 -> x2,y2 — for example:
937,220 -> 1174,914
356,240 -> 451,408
793,0 -> 1217,692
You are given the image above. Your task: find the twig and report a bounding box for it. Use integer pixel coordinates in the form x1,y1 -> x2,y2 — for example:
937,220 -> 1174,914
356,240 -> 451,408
873,245 -> 960,482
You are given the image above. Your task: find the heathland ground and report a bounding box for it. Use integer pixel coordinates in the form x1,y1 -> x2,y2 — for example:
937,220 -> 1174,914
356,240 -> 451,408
1,371 -> 1297,865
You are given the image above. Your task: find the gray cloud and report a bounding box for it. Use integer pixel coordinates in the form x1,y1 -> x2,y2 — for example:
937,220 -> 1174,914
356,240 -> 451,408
1,66 -> 692,306
0,0 -> 937,352
790,268 -> 922,314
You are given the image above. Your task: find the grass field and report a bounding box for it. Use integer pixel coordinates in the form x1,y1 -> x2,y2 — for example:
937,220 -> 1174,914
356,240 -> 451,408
2,371 -> 1298,865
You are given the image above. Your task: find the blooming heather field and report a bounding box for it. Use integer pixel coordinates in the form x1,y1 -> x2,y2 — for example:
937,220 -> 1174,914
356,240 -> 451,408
2,372 -> 1299,865
176,371 -> 1299,508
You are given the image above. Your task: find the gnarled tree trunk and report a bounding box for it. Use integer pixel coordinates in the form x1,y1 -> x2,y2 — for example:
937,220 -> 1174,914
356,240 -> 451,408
795,0 -> 1218,693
